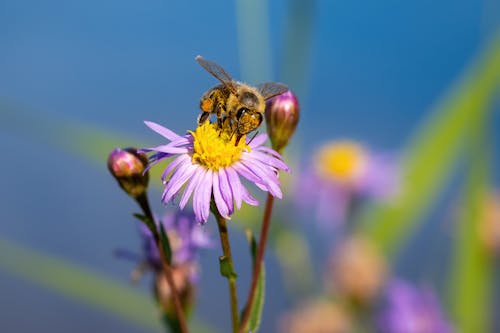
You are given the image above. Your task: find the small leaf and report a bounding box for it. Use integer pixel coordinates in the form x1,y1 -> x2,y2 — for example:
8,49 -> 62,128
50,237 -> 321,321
159,223 -> 173,265
242,229 -> 266,333
133,213 -> 157,236
245,229 -> 258,262
219,256 -> 237,279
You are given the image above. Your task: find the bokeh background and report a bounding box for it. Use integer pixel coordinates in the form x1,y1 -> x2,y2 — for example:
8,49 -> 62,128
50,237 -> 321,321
1,0 -> 500,332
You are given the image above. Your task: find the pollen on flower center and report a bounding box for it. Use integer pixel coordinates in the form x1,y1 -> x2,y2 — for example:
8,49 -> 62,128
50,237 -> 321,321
314,141 -> 367,183
190,122 -> 250,170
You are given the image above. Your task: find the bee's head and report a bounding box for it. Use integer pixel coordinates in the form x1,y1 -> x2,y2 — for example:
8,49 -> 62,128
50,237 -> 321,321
236,108 -> 263,135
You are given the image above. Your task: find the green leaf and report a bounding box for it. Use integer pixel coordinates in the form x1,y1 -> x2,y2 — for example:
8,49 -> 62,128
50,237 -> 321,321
219,256 -> 237,279
449,124 -> 494,332
133,213 -> 157,237
159,223 -> 173,265
0,236 -> 218,333
242,229 -> 266,333
359,33 -> 500,257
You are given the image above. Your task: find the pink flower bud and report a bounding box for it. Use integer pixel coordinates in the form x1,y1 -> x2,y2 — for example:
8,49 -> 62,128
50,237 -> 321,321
265,90 -> 300,152
107,147 -> 149,198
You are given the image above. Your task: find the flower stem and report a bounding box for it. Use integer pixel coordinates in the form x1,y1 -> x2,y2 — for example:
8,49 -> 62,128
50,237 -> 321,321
239,193 -> 275,333
213,209 -> 240,333
136,193 -> 189,333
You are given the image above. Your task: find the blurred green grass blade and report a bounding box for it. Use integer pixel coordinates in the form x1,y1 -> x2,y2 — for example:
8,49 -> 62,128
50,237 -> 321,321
360,33 -> 500,256
279,0 -> 316,97
0,237 -> 218,333
236,0 -> 272,82
449,128 -> 493,333
0,103 -> 167,184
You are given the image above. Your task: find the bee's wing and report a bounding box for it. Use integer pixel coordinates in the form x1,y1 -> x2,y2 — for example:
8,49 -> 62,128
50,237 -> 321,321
256,82 -> 289,100
196,55 -> 237,93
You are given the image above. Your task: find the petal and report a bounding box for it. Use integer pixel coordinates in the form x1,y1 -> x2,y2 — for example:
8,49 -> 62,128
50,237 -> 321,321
179,167 -> 204,209
193,169 -> 212,224
255,146 -> 283,158
212,171 -> 230,218
200,170 -> 213,223
242,151 -> 289,172
233,161 -> 264,185
226,167 -> 243,210
144,121 -> 181,141
241,186 -> 259,206
143,144 -> 189,154
218,169 -> 234,214
162,161 -> 197,203
162,154 -> 190,181
240,160 -> 282,198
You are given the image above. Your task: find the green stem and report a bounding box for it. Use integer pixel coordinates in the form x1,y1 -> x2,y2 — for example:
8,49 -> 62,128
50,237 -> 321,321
136,193 -> 189,333
239,194 -> 274,333
213,208 -> 240,333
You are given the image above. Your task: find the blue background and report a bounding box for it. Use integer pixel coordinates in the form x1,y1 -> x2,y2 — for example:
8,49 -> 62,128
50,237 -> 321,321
1,0 -> 499,332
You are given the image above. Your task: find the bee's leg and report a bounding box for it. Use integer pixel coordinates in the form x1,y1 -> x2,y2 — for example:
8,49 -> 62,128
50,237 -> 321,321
198,112 -> 210,124
247,131 -> 259,145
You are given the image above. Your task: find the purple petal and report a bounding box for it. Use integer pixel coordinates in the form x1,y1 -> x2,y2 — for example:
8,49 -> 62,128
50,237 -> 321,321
200,170 -> 213,223
248,133 -> 268,148
192,170 -> 206,223
240,159 -> 282,198
144,121 -> 182,141
226,167 -> 243,210
143,144 -> 189,154
241,186 -> 259,206
179,167 -> 204,209
162,161 -> 197,203
162,154 -> 190,181
212,171 -> 230,218
193,169 -> 212,224
233,161 -> 266,185
255,146 -> 283,158
242,151 -> 289,172
218,169 -> 234,215
249,151 -> 290,171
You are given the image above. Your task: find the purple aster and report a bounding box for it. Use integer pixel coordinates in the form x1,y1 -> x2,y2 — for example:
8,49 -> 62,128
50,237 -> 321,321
142,121 -> 289,224
378,279 -> 455,333
296,140 -> 398,227
138,209 -> 213,273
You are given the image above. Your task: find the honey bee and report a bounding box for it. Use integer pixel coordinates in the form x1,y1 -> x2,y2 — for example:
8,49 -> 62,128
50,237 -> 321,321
196,55 -> 288,140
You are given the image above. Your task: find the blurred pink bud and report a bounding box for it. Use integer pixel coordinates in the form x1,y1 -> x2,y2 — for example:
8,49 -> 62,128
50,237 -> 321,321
279,300 -> 352,333
265,90 -> 300,152
326,235 -> 387,305
107,147 -> 149,198
155,264 -> 195,320
478,192 -> 500,255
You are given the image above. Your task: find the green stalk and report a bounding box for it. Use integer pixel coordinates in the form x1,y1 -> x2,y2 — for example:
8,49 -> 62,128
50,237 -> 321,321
212,208 -> 240,333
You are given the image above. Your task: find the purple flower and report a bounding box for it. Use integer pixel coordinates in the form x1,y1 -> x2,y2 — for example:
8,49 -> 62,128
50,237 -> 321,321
139,210 -> 213,273
297,140 -> 398,227
378,280 -> 454,333
143,121 -> 289,224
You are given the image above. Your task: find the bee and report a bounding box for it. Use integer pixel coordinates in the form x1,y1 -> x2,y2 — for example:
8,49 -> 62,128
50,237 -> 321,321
196,55 -> 288,141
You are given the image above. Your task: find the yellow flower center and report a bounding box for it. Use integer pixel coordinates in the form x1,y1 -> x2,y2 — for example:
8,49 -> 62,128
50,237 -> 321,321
190,122 -> 250,170
314,141 -> 367,184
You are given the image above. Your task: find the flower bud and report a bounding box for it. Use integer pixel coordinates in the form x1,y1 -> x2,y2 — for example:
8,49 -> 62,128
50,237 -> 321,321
107,147 -> 149,198
154,264 -> 195,321
325,235 -> 387,305
265,90 -> 299,152
279,300 -> 352,333
478,192 -> 500,255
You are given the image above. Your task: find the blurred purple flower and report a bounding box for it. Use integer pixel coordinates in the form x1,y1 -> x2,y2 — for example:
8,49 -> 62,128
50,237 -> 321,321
297,140 -> 398,227
378,280 -> 454,333
139,210 -> 213,274
142,121 -> 289,224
